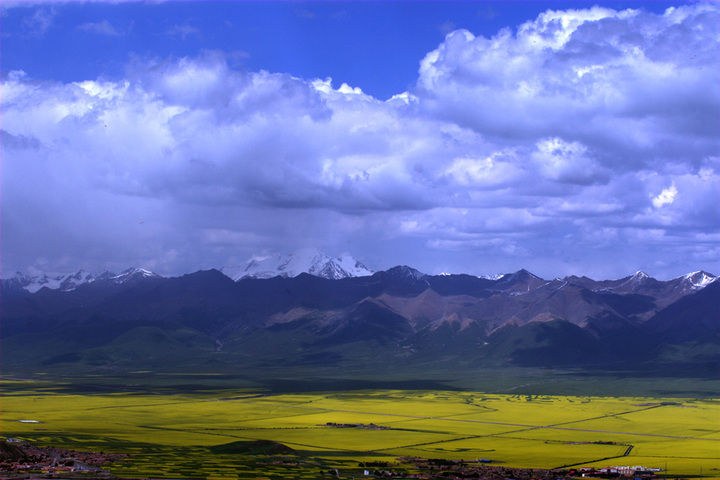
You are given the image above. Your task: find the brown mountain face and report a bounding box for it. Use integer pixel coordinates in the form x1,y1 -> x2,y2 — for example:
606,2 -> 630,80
349,276 -> 657,337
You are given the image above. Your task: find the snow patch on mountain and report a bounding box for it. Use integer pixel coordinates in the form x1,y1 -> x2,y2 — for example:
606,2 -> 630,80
108,267 -> 161,283
5,267 -> 161,292
616,270 -> 653,289
481,273 -> 506,280
679,271 -> 717,290
234,249 -> 373,280
5,270 -> 95,293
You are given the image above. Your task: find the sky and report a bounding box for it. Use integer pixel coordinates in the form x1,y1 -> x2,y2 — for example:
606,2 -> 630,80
1,1 -> 719,280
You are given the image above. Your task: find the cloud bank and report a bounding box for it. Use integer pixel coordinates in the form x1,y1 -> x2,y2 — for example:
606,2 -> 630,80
2,4 -> 718,278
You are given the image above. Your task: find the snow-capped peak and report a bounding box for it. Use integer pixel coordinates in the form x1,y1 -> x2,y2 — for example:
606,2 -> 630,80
110,267 -> 161,283
618,270 -> 652,288
333,253 -> 374,278
235,249 -> 373,280
4,269 -> 97,293
58,270 -> 96,291
679,270 -> 717,289
3,267 -> 161,292
3,267 -> 160,293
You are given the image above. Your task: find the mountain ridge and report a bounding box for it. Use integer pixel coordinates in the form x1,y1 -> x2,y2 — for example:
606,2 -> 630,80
4,261 -> 716,295
2,263 -> 717,376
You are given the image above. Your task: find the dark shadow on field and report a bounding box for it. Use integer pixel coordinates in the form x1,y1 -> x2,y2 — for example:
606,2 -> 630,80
574,362 -> 720,378
3,364 -> 719,397
1,381 -> 243,395
258,377 -> 459,393
0,375 -> 458,396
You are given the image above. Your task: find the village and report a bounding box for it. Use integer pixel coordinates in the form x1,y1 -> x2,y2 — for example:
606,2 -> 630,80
0,437 -> 686,480
577,466 -> 665,478
0,438 -> 126,478
352,457 -> 667,480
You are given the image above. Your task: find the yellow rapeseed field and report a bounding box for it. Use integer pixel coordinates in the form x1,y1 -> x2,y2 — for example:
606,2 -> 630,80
1,381 -> 718,479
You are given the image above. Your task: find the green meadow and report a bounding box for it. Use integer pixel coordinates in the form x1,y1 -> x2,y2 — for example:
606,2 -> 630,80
1,378 -> 719,479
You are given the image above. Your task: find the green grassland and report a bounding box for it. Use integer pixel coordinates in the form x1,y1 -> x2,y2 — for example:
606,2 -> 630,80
1,379 -> 719,479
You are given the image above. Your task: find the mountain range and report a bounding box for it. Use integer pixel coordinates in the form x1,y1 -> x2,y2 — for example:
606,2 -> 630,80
4,247 -> 715,295
2,257 -> 718,378
3,267 -> 161,294
3,250 -> 372,293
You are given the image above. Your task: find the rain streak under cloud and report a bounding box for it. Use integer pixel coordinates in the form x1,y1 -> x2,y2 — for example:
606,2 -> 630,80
1,2 -> 719,279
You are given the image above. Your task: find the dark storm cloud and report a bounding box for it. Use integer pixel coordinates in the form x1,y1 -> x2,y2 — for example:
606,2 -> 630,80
2,4 -> 718,279
1,129 -> 41,149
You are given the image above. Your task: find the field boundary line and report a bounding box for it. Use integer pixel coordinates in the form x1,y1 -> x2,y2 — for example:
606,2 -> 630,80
553,445 -> 633,470
227,399 -> 720,442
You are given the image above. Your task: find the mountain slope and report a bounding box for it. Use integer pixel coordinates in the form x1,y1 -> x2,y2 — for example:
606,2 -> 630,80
643,281 -> 720,344
1,266 -> 717,375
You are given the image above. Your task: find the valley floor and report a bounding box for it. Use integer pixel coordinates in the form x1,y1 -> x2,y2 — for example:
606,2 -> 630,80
1,374 -> 719,479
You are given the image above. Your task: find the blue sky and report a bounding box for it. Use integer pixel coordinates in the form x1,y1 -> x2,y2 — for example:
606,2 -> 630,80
1,1 -> 718,279
2,1 -> 686,99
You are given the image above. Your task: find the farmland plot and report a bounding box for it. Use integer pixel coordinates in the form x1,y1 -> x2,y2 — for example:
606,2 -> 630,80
1,381 -> 718,479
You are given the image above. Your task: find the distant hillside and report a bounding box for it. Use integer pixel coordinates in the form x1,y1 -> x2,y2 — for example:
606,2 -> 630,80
1,266 -> 717,377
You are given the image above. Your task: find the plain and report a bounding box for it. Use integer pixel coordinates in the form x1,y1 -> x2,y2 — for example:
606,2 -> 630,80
1,377 -> 719,479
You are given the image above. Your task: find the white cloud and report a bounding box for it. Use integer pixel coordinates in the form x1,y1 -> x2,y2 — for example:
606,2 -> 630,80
2,4 -> 719,278
78,20 -> 121,36
532,137 -> 607,185
416,3 -> 720,171
652,184 -> 678,208
445,151 -> 523,187
21,6 -> 55,35
166,24 -> 200,39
